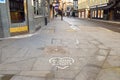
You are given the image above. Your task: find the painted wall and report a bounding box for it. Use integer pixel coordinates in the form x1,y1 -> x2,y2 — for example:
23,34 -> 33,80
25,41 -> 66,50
78,0 -> 89,9
89,0 -> 109,6
78,0 -> 109,9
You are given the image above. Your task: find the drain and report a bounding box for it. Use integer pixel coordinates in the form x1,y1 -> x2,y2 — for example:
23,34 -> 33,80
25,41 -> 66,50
0,74 -> 14,80
37,47 -> 45,50
44,46 -> 67,54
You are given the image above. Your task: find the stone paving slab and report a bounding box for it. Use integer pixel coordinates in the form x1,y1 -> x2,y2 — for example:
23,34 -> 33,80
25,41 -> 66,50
10,76 -> 45,80
96,68 -> 120,80
0,75 -> 4,80
0,17 -> 120,80
0,59 -> 36,71
0,71 -> 19,75
18,71 -> 50,78
103,56 -> 120,68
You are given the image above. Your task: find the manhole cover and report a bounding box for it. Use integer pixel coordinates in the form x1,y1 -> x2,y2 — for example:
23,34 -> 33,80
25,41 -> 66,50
44,46 -> 67,54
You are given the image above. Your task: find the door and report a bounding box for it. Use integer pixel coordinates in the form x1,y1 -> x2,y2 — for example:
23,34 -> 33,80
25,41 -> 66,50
0,8 -> 3,38
9,0 -> 29,35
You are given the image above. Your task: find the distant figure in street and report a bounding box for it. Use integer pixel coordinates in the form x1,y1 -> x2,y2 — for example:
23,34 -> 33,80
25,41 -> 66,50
58,9 -> 63,20
72,11 -> 75,17
70,11 -> 73,17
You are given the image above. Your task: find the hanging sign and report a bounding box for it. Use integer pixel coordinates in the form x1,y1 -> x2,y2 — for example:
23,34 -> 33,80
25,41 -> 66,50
0,0 -> 6,3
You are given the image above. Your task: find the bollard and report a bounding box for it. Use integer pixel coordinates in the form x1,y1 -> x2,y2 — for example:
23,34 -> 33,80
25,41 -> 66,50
45,17 -> 47,25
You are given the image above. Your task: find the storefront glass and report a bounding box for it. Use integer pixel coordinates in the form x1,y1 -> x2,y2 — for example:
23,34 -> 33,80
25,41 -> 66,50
9,0 -> 25,23
33,0 -> 43,15
101,10 -> 104,18
33,0 -> 49,16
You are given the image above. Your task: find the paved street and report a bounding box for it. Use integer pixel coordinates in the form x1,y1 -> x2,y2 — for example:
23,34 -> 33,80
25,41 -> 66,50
0,17 -> 120,80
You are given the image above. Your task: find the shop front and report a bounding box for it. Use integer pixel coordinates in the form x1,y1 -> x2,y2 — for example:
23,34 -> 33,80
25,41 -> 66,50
90,0 -> 120,21
78,9 -> 89,18
0,0 -> 50,38
114,2 -> 120,20
9,0 -> 29,36
90,3 -> 108,20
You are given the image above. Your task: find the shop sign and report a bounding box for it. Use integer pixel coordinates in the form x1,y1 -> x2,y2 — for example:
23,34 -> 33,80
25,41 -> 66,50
0,0 -> 5,3
90,5 -> 97,9
97,3 -> 107,8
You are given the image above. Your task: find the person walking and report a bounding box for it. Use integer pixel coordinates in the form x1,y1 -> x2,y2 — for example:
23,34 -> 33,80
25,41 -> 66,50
61,8 -> 63,20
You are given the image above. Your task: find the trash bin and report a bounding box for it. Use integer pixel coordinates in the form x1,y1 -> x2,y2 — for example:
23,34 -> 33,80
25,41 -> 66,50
45,17 -> 47,25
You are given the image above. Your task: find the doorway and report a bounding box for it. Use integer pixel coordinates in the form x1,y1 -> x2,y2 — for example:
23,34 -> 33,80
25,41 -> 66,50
0,8 -> 3,38
9,0 -> 29,35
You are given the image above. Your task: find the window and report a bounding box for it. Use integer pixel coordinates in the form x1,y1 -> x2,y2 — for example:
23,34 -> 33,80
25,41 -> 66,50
98,10 -> 101,18
101,10 -> 104,18
94,10 -> 97,18
44,0 -> 49,16
9,0 -> 25,23
33,0 -> 43,15
33,0 -> 49,16
92,10 -> 95,17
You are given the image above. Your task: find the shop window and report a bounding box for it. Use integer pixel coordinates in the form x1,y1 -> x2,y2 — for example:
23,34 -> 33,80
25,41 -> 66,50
33,0 -> 49,16
9,0 -> 25,23
101,10 -> 104,18
33,0 -> 43,15
94,10 -> 97,18
115,9 -> 120,20
44,0 -> 49,16
98,10 -> 101,18
92,10 -> 95,17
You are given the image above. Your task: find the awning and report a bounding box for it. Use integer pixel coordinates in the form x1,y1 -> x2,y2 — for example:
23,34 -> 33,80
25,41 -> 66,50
102,1 -> 116,10
90,1 -> 117,10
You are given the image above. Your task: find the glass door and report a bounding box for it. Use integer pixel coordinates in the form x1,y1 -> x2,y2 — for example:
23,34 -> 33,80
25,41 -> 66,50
9,0 -> 28,35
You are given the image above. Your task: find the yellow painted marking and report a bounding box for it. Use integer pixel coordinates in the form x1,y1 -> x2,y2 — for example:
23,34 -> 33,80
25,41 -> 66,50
66,29 -> 76,32
10,26 -> 28,33
106,29 -> 113,32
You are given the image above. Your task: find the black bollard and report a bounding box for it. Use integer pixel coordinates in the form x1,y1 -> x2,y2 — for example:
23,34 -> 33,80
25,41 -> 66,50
45,17 -> 47,25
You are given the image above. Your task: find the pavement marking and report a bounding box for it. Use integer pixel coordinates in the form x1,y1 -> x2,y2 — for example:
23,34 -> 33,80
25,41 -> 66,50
100,27 -> 113,32
10,26 -> 28,33
49,57 -> 75,69
105,29 -> 113,32
70,25 -> 80,31
66,29 -> 76,32
75,39 -> 80,45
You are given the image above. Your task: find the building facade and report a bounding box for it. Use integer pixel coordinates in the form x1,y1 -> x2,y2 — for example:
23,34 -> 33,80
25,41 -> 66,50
0,0 -> 50,38
78,0 -> 120,20
78,0 -> 90,18
89,0 -> 109,19
73,0 -> 78,17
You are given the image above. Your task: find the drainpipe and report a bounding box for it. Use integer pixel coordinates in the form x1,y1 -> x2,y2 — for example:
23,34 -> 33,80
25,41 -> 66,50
43,0 -> 47,25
